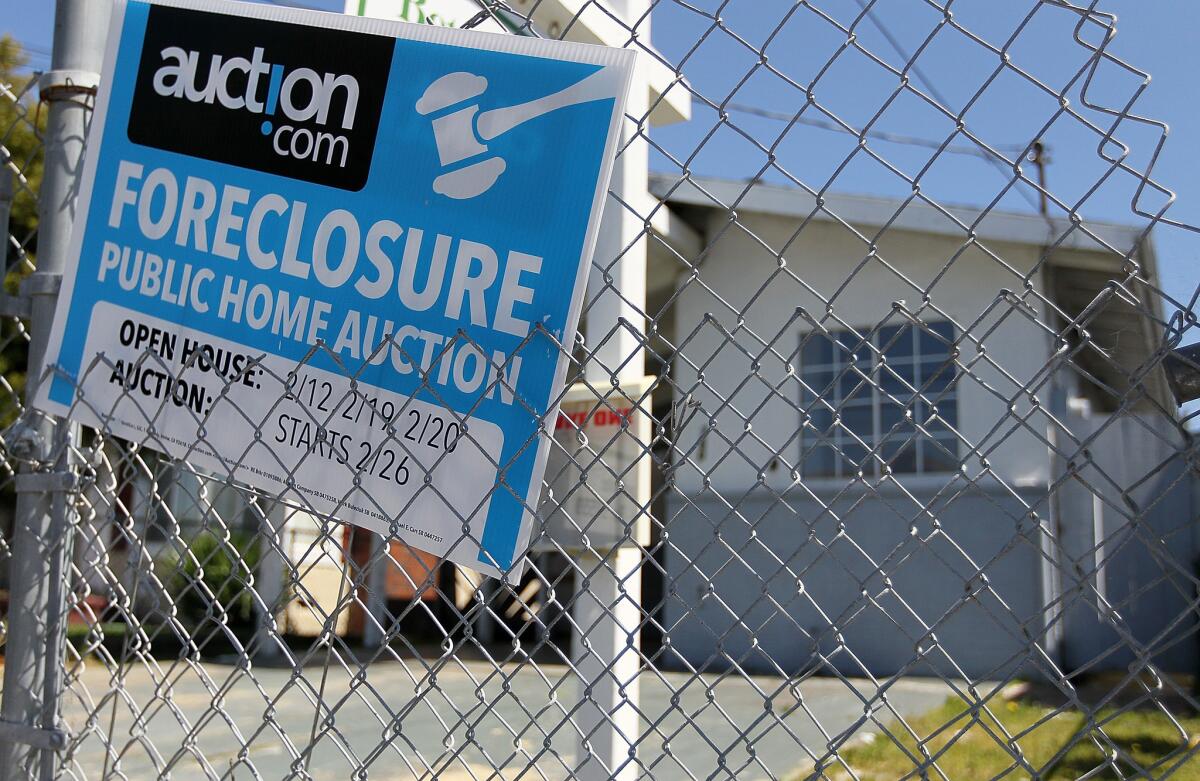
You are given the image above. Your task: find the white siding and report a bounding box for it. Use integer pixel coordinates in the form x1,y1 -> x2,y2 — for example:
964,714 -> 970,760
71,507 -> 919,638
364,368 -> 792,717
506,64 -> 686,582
669,211 -> 1056,495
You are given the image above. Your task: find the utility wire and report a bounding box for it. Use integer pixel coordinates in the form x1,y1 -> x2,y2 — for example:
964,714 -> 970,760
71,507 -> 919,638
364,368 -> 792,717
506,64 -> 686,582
37,0 -> 1046,211
726,102 -> 1027,160
10,42 -> 52,69
851,0 -> 1049,216
17,44 -> 52,58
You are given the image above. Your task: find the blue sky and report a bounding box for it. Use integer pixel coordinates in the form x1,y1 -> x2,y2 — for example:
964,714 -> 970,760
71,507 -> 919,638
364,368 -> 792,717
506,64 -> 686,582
7,0 -> 1198,344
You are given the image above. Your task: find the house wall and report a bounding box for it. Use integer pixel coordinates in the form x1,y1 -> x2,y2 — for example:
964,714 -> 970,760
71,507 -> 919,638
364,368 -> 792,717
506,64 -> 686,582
662,484 -> 1046,679
669,212 -> 1056,496
660,209 -> 1195,677
1052,411 -> 1198,674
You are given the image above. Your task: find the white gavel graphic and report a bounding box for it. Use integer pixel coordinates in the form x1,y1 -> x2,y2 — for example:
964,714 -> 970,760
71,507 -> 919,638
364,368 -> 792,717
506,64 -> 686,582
415,68 -> 621,199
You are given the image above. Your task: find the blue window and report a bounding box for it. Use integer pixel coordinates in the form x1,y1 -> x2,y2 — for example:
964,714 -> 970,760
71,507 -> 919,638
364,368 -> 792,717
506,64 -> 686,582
800,321 -> 959,477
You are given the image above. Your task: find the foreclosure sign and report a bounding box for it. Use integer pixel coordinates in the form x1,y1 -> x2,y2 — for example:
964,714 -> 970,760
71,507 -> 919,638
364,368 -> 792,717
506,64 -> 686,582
35,0 -> 633,578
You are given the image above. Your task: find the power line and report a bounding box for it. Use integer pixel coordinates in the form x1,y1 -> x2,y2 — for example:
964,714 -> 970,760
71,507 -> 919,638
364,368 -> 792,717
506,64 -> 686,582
726,102 -> 1026,160
9,41 -> 52,59
851,0 -> 1048,215
7,41 -> 51,73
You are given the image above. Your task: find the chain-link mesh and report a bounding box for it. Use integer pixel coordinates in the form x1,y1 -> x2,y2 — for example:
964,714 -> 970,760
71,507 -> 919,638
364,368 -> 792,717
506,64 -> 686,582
4,1 -> 1200,779
0,49 -> 39,640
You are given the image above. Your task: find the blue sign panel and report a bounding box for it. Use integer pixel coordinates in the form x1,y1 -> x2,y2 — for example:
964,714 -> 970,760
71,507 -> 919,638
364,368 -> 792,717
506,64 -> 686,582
35,0 -> 634,578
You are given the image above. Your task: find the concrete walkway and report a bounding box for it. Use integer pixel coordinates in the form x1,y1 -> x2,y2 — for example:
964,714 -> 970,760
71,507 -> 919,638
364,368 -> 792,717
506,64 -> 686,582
57,658 -> 952,780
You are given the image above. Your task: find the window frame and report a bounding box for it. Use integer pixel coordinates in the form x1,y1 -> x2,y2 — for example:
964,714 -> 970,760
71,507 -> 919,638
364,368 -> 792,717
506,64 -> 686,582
799,321 -> 960,479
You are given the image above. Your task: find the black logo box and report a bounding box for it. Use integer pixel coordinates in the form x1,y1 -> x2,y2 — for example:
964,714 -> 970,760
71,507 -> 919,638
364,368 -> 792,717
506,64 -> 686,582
128,4 -> 393,191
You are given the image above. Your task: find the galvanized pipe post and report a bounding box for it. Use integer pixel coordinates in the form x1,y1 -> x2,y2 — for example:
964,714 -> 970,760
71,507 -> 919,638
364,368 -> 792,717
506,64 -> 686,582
253,500 -> 288,663
573,26 -> 650,781
362,534 -> 389,649
0,2 -> 107,777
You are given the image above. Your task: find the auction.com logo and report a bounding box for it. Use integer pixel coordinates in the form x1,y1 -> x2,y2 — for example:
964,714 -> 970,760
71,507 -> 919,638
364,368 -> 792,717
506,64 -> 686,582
151,46 -> 360,168
128,4 -> 391,190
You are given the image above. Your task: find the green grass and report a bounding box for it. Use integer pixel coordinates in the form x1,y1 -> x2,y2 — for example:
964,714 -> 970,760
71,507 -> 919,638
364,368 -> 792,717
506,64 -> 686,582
818,696 -> 1200,780
65,621 -> 128,648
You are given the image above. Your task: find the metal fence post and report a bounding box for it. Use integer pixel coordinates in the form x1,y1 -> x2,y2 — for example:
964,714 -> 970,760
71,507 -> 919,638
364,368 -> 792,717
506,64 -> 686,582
362,535 -> 388,649
0,2 -> 107,777
573,38 -> 650,781
253,500 -> 288,663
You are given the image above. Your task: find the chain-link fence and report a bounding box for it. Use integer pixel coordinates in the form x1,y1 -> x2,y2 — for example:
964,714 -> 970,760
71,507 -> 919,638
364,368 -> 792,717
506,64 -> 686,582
2,0 -> 1200,779
0,43 -> 35,612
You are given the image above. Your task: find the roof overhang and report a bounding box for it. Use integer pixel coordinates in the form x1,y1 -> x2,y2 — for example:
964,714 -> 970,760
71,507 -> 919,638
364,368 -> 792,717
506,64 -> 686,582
650,174 -> 1149,257
650,174 -> 1170,412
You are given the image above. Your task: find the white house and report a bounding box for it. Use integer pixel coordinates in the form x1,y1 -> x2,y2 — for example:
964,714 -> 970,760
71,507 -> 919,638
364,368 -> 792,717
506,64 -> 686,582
647,174 -> 1196,679
71,165 -> 1194,680
78,171 -> 1195,680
